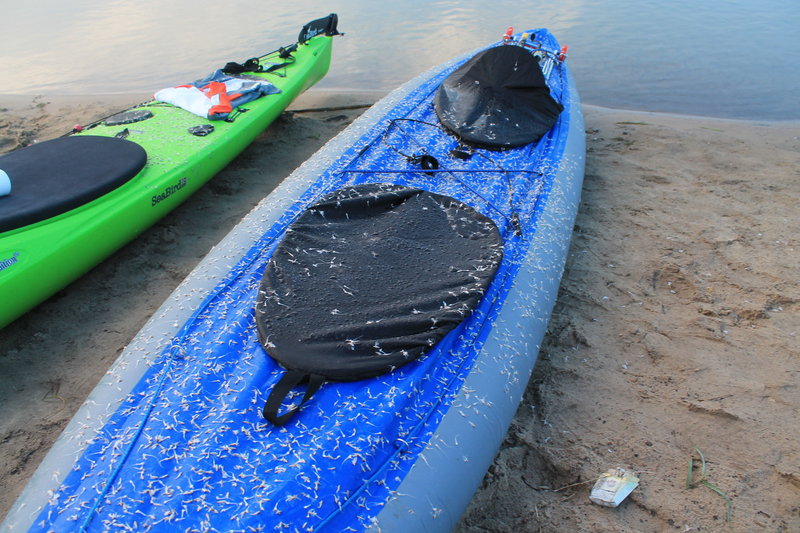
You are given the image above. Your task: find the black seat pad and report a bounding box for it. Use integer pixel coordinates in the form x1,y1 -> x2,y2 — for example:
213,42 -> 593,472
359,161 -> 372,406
0,136 -> 147,233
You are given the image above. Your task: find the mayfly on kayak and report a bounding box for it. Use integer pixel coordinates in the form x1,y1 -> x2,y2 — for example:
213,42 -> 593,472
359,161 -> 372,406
2,25 -> 584,533
0,14 -> 341,328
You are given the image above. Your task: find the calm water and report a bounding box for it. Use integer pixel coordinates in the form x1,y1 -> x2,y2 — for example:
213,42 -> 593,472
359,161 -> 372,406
1,0 -> 798,120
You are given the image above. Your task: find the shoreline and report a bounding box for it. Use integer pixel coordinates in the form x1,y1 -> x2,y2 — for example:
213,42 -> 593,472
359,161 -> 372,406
4,90 -> 800,129
2,91 -> 799,531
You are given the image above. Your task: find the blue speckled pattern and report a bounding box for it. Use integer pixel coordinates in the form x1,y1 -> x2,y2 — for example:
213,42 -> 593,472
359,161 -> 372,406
33,29 -> 571,533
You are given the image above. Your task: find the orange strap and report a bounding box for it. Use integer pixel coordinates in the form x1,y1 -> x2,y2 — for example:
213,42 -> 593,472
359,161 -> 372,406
203,81 -> 233,117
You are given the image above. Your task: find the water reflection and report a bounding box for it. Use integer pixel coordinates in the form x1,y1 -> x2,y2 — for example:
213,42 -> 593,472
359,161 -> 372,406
0,0 -> 798,119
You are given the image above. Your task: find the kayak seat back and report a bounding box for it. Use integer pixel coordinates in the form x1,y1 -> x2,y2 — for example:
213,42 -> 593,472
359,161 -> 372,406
434,44 -> 563,149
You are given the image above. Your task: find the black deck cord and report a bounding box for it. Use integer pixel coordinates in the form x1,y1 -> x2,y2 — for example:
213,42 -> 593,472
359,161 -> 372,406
258,50 -> 297,77
222,47 -> 297,77
471,150 -> 522,235
226,45 -> 297,78
380,118 -> 522,235
263,370 -> 325,426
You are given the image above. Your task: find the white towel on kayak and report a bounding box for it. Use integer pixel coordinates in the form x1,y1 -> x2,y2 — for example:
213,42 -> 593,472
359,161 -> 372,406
0,169 -> 11,197
155,85 -> 226,119
154,70 -> 280,120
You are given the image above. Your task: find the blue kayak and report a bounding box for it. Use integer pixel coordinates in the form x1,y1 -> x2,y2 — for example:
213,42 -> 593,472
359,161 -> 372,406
3,27 -> 584,533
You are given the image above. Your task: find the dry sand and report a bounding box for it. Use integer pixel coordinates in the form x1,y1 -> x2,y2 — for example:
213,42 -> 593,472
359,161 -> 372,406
1,92 -> 798,532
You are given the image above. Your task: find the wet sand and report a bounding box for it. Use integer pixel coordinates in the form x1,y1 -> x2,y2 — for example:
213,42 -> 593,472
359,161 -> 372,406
1,92 -> 798,531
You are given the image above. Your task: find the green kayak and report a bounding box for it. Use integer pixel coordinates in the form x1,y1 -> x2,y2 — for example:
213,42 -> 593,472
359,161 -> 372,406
0,14 -> 339,328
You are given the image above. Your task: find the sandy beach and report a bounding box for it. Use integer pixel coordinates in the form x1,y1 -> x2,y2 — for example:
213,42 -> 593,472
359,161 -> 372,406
1,92 -> 798,531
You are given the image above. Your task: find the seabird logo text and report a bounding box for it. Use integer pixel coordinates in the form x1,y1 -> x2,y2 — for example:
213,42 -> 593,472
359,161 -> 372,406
152,177 -> 188,206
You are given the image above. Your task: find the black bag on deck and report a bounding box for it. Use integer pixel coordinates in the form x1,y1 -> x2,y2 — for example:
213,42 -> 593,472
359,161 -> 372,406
434,44 -> 563,149
255,183 -> 502,425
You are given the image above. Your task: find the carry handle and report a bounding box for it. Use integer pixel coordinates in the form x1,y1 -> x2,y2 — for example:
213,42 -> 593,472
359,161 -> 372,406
263,370 -> 325,425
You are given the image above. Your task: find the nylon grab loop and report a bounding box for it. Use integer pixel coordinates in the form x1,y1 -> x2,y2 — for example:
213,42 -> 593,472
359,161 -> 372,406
263,370 -> 325,425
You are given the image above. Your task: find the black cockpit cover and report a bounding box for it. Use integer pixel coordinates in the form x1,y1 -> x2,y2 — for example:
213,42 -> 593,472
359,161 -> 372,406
434,45 -> 563,149
255,183 -> 502,424
0,136 -> 147,233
